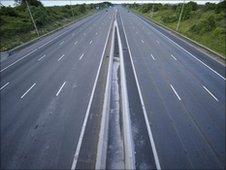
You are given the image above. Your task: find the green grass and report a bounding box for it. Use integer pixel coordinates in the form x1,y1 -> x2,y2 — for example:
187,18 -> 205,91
0,1 -> 114,52
131,8 -> 226,58
0,9 -> 94,52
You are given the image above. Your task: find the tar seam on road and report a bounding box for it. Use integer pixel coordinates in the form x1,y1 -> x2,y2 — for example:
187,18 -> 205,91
56,81 -> 66,96
170,84 -> 182,101
0,82 -> 10,91
137,16 -> 226,81
202,85 -> 219,102
20,83 -> 36,99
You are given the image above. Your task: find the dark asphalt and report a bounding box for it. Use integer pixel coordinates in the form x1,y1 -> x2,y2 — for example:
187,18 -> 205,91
1,9 -> 114,169
1,5 -> 225,170
117,12 -> 157,169
118,7 -> 225,169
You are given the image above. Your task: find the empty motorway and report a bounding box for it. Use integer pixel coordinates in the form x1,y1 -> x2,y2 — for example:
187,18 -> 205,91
1,6 -> 225,170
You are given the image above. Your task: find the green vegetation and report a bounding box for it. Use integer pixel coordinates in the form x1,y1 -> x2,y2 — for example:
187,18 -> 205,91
0,0 -> 111,51
128,1 -> 226,58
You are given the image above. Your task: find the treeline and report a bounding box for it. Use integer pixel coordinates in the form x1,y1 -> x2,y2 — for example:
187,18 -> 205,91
128,1 -> 226,57
0,0 -> 111,51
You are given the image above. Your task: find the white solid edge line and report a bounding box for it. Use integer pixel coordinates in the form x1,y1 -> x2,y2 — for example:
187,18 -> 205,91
56,81 -> 66,96
95,20 -> 115,170
171,54 -> 177,61
170,84 -> 182,101
137,15 -> 226,81
202,85 -> 219,102
120,13 -> 161,170
0,49 -> 38,72
116,19 -> 135,170
79,53 -> 84,60
58,54 -> 65,61
70,15 -> 113,170
20,83 -> 36,99
0,82 -> 10,91
151,54 -> 156,61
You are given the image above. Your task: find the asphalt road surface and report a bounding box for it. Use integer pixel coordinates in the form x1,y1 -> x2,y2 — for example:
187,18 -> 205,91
1,6 -> 225,170
1,9 -> 114,169
118,7 -> 225,169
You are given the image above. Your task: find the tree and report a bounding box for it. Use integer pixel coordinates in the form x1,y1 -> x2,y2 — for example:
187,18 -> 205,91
186,1 -> 198,11
15,0 -> 43,7
78,4 -> 86,13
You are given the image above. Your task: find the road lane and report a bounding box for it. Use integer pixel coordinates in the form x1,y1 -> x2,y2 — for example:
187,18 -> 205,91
0,11 -> 105,71
1,9 -> 114,169
0,11 -> 108,78
123,10 -> 225,129
1,6 -> 225,169
0,10 -> 108,88
127,11 -> 226,104
119,7 -> 225,169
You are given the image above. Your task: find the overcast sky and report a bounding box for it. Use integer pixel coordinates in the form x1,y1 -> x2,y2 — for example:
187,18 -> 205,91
1,0 -> 222,7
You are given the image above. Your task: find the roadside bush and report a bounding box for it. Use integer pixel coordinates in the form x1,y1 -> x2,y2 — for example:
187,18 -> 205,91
128,1 -> 226,56
1,1 -> 108,51
0,7 -> 18,17
204,2 -> 216,11
161,15 -> 177,23
139,4 -> 152,13
189,15 -> 216,34
175,1 -> 198,21
215,0 -> 226,13
32,6 -> 51,27
186,1 -> 198,11
15,0 -> 43,7
213,27 -> 225,37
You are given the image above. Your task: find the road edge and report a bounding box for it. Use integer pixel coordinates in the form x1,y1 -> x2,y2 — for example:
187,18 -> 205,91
95,18 -> 115,169
0,11 -> 96,58
116,15 -> 136,170
120,11 -> 161,170
70,11 -> 113,170
131,10 -> 226,66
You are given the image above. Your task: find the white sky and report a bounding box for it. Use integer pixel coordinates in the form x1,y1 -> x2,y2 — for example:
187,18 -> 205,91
0,0 -> 222,7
